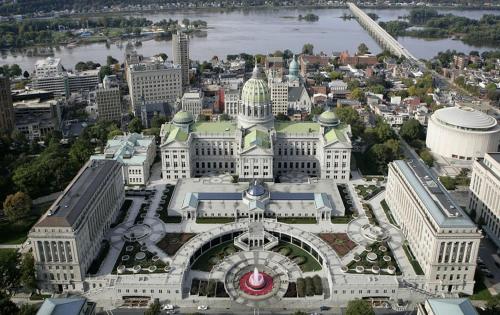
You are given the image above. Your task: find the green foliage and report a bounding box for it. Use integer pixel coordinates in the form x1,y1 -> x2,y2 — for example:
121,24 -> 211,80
0,291 -> 18,314
98,65 -> 113,82
68,138 -> 94,166
334,107 -> 365,138
0,249 -> 20,291
151,114 -> 167,129
75,61 -> 100,72
346,299 -> 375,315
328,71 -> 343,80
218,113 -> 230,121
302,43 -> 314,55
2,192 -> 31,222
305,277 -> 314,296
128,117 -> 143,133
0,64 -> 22,77
419,149 -> 434,167
144,299 -> 161,315
18,304 -> 39,315
107,129 -> 123,139
298,14 -> 319,22
357,43 -> 370,55
197,115 -> 210,122
400,119 -> 424,142
312,275 -> 323,295
296,278 -> 305,297
409,7 -> 440,25
20,253 -> 37,292
275,113 -> 290,121
379,20 -> 410,37
350,88 -> 365,102
106,55 -> 118,65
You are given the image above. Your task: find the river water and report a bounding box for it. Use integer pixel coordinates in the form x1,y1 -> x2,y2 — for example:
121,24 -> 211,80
1,7 -> 498,71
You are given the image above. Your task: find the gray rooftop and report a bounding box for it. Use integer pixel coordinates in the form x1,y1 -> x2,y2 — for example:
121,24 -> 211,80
395,160 -> 475,228
488,152 -> 500,164
36,298 -> 89,315
35,160 -> 120,228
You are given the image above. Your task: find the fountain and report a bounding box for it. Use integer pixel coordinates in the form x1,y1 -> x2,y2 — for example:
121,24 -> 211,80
239,266 -> 273,296
248,267 -> 265,289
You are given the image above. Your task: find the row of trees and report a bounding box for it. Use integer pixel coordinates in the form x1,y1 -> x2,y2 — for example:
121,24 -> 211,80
296,275 -> 323,297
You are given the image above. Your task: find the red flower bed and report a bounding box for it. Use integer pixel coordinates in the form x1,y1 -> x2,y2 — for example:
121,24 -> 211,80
239,272 -> 274,296
319,233 -> 357,257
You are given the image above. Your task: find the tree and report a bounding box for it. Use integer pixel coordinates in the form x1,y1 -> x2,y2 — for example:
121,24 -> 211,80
68,138 -> 93,167
346,299 -> 375,315
302,43 -> 314,55
20,253 -> 37,293
275,113 -> 290,121
357,43 -> 370,55
197,115 -> 209,122
373,118 -> 396,143
151,114 -> 167,129
98,65 -> 113,82
350,88 -> 365,102
0,291 -> 18,315
329,71 -> 343,80
144,299 -> 161,315
106,55 -> 118,66
3,192 -> 31,222
9,64 -> 22,77
75,61 -> 89,72
0,249 -> 20,292
400,119 -> 424,142
18,304 -> 39,315
107,129 -> 123,139
334,107 -> 365,138
485,294 -> 500,315
419,149 -> 434,167
128,117 -> 143,134
296,278 -> 305,297
219,113 -> 230,121
22,71 -> 29,78
156,53 -> 168,61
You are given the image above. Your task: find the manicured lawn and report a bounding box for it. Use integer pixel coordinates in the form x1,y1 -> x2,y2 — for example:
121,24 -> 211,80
29,293 -> 51,301
0,201 -> 52,244
331,216 -> 351,224
380,199 -> 399,227
470,270 -> 492,300
274,241 -> 322,272
191,241 -> 239,272
0,248 -> 17,259
319,233 -> 356,257
196,217 -> 235,224
277,217 -> 317,224
402,243 -> 425,275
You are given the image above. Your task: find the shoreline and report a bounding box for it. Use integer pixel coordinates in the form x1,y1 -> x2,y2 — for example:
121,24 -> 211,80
20,4 -> 500,20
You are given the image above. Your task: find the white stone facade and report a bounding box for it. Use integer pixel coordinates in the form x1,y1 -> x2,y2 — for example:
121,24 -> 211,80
386,160 -> 481,295
181,90 -> 203,117
469,153 -> 500,248
28,160 -> 124,292
126,57 -> 182,110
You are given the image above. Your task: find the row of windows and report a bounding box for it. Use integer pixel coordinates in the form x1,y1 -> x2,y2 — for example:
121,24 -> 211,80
332,289 -> 396,295
277,161 -> 317,169
128,169 -> 143,175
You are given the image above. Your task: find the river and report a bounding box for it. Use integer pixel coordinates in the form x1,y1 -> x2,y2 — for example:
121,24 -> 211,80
0,7 -> 498,71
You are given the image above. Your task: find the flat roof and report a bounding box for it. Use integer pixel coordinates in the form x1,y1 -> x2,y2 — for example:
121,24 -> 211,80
275,122 -> 320,134
35,160 -> 120,228
394,160 -> 475,228
192,121 -> 237,134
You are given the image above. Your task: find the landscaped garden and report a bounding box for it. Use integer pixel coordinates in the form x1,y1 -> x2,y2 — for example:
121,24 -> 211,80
191,241 -> 240,272
345,241 -> 401,275
318,233 -> 357,257
190,278 -> 229,297
380,199 -> 399,227
272,241 -> 322,272
113,241 -> 169,275
332,184 -> 357,224
363,203 -> 380,226
277,217 -> 317,224
156,233 -> 196,256
402,241 -> 424,275
196,217 -> 235,224
158,185 -> 182,223
296,275 -> 323,297
355,184 -> 384,200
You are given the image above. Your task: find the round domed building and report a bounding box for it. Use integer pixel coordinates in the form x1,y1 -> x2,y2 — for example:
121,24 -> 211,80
238,65 -> 274,129
426,106 -> 500,160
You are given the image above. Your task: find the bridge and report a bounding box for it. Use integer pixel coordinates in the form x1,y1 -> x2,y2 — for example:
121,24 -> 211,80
348,2 -> 417,62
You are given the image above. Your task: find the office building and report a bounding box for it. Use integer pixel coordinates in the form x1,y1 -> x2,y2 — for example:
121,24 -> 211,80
13,98 -> 62,140
91,133 -> 156,185
386,160 -> 481,295
126,56 -> 182,111
172,32 -> 190,87
181,90 -> 203,117
96,75 -> 122,122
29,160 -> 124,292
469,152 -> 500,247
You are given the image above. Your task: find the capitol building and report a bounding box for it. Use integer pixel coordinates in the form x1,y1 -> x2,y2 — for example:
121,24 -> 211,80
160,64 -> 352,181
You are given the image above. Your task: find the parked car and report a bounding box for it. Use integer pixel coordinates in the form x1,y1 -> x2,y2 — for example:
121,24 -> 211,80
197,305 -> 208,311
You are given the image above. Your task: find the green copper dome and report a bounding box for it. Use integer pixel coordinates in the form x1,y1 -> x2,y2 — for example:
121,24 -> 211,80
319,110 -> 340,126
289,55 -> 299,79
173,110 -> 194,125
241,66 -> 270,105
